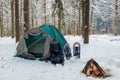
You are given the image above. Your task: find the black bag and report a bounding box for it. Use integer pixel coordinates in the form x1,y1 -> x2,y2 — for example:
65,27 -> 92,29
49,41 -> 64,65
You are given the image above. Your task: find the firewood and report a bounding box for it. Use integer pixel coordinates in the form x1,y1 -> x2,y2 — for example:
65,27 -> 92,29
82,58 -> 110,78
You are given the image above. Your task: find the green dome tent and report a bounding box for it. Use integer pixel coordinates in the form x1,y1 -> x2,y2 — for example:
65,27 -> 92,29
40,24 -> 67,52
16,24 -> 71,64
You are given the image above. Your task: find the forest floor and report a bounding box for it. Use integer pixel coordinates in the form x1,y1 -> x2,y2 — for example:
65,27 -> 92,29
0,35 -> 120,80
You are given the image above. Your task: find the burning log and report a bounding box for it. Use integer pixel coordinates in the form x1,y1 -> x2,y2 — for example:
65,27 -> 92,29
82,58 -> 110,78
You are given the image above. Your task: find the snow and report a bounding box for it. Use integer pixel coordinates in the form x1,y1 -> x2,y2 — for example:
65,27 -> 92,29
0,35 -> 120,80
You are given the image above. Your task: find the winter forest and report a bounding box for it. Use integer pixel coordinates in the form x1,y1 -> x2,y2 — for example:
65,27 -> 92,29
0,0 -> 120,80
0,0 -> 120,42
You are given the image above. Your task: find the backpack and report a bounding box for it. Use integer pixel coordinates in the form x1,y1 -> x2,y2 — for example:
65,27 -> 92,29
49,41 -> 64,65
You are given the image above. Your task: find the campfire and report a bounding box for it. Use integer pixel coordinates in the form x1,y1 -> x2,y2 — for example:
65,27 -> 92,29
82,58 -> 110,78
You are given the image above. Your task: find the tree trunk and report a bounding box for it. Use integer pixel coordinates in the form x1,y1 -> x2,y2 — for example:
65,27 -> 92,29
32,11 -> 34,28
35,14 -> 38,27
0,11 -> 1,37
11,0 -> 15,38
20,0 -> 24,36
24,0 -> 29,33
58,0 -> 61,31
15,0 -> 20,42
114,0 -> 118,36
31,3 -> 34,28
78,4 -> 81,35
7,14 -> 9,36
43,0 -> 46,24
89,0 -> 94,35
107,21 -> 110,34
0,2 -> 3,37
89,10 -> 93,35
35,9 -> 38,27
62,18 -> 66,35
83,0 -> 90,44
52,14 -> 56,26
0,2 -> 2,37
82,0 -> 85,38
72,8 -> 76,36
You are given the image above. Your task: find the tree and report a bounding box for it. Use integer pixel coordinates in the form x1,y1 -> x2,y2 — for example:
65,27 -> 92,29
52,12 -> 56,26
52,2 -> 56,26
19,0 -> 24,36
11,0 -> 15,38
114,0 -> 119,36
78,1 -> 82,35
24,0 -> 29,33
107,20 -> 110,34
43,0 -> 46,24
0,1 -> 3,37
89,0 -> 94,35
31,1 -> 34,28
52,0 -> 64,31
82,0 -> 85,38
0,1 -> 4,37
57,0 -> 62,31
72,3 -> 76,36
15,0 -> 20,42
82,0 -> 90,44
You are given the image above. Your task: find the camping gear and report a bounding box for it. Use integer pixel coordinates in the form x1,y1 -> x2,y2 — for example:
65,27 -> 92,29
16,24 -> 71,64
82,58 -> 110,78
49,40 -> 64,65
64,43 -> 72,60
73,42 -> 80,58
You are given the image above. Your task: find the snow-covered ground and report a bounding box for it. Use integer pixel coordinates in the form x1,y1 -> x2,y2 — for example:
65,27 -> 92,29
0,35 -> 120,80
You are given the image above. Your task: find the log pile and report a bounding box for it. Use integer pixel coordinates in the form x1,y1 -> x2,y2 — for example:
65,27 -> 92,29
82,58 -> 110,78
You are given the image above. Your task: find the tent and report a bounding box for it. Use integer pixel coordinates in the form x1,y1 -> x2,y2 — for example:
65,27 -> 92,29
16,24 -> 71,63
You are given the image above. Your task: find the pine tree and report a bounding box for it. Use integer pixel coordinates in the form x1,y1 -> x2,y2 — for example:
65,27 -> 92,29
82,0 -> 90,44
15,0 -> 20,42
24,0 -> 29,33
114,0 -> 118,36
11,0 -> 15,38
